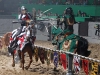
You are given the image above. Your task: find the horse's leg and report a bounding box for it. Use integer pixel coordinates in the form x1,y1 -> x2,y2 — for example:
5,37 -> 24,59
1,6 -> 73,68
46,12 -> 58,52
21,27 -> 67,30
21,51 -> 25,70
12,52 -> 15,67
18,50 -> 22,68
25,50 -> 33,70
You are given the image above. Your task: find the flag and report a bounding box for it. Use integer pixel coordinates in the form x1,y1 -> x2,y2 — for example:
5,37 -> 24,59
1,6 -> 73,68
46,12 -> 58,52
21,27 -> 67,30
50,50 -> 54,63
98,64 -> 100,75
73,55 -> 81,73
82,59 -> 89,75
60,53 -> 67,70
89,61 -> 98,75
47,50 -> 51,66
44,49 -> 47,61
58,52 -> 61,65
53,51 -> 59,68
34,47 -> 38,62
39,48 -> 45,64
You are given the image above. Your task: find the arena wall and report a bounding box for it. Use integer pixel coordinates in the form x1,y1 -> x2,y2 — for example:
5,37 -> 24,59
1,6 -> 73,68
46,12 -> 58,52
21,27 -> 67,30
0,19 -> 99,43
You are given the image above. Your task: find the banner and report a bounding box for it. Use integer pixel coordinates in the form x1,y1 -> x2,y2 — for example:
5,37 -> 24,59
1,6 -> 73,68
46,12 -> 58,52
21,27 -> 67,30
46,50 -> 51,66
50,50 -> 54,63
98,64 -> 100,75
39,48 -> 45,64
53,51 -> 59,68
73,55 -> 81,73
82,59 -> 89,75
44,49 -> 47,61
60,53 -> 67,70
34,47 -> 38,62
90,61 -> 98,75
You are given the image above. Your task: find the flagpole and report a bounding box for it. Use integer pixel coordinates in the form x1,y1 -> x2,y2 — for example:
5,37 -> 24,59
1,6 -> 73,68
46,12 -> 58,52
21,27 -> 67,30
66,54 -> 74,75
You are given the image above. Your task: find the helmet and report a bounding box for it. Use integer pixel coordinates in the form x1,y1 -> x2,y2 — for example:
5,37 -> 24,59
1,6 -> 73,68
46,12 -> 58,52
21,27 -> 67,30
21,6 -> 26,10
65,7 -> 73,15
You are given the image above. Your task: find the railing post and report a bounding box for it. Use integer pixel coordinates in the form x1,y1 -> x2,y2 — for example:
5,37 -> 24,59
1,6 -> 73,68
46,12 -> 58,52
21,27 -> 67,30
66,54 -> 74,75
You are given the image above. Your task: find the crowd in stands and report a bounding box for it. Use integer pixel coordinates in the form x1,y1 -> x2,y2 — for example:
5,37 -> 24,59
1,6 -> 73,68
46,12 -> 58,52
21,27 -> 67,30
23,0 -> 89,5
32,8 -> 90,18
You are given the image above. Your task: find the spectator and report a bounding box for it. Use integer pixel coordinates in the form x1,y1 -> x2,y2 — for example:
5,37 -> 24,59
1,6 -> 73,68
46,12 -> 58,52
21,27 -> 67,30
37,9 -> 41,15
81,12 -> 87,17
77,10 -> 82,17
83,0 -> 88,5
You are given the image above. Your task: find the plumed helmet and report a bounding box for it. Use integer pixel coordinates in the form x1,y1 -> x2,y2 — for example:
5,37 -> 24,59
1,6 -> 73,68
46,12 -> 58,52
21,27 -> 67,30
21,6 -> 26,10
65,7 -> 73,15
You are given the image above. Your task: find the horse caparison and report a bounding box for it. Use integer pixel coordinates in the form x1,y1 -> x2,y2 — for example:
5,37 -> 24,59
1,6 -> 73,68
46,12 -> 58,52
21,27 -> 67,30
12,43 -> 34,70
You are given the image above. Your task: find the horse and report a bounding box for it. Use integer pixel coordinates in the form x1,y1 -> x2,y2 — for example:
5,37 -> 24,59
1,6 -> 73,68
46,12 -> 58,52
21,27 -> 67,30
51,25 -> 91,57
12,42 -> 34,70
0,32 -> 11,50
9,21 -> 36,70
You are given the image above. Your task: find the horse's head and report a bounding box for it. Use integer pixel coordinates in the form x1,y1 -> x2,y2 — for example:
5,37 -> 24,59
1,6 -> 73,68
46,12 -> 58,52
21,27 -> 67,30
51,26 -> 63,45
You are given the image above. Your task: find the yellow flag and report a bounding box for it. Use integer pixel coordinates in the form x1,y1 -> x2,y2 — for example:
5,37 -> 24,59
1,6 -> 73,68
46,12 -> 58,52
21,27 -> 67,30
90,61 -> 98,75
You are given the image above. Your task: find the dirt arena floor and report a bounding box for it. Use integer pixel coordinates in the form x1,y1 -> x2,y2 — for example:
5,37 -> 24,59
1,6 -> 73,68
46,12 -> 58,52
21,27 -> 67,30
0,40 -> 100,75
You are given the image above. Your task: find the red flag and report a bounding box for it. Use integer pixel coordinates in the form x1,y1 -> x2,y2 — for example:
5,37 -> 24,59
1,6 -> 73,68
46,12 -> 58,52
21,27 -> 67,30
60,53 -> 67,70
82,59 -> 89,75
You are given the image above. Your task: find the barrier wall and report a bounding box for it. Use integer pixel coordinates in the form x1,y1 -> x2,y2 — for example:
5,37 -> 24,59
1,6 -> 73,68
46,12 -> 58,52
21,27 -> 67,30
0,19 -> 99,43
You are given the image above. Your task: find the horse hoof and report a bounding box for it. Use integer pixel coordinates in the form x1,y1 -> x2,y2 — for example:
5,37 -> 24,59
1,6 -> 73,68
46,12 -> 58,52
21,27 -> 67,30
25,66 -> 29,70
22,67 -> 24,70
12,64 -> 15,67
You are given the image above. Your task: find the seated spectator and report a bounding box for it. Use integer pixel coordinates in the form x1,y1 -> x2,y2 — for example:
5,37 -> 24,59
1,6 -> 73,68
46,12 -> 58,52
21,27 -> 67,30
77,10 -> 82,17
83,0 -> 87,5
65,0 -> 71,5
81,12 -> 87,17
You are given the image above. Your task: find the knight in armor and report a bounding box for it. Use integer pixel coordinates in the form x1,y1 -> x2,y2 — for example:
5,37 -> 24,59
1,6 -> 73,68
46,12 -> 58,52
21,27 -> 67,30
8,6 -> 35,54
60,7 -> 76,33
17,6 -> 33,37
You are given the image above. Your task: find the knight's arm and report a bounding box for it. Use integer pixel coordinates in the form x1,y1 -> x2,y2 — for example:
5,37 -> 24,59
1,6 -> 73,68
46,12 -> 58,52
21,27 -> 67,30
59,16 -> 65,25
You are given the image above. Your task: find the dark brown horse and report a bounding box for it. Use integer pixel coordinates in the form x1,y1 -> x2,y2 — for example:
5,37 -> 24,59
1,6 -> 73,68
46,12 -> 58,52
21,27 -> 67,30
12,42 -> 34,70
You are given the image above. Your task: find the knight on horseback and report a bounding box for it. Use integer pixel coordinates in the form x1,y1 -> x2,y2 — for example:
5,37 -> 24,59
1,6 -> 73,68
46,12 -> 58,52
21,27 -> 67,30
14,6 -> 32,39
60,7 -> 76,33
8,6 -> 36,54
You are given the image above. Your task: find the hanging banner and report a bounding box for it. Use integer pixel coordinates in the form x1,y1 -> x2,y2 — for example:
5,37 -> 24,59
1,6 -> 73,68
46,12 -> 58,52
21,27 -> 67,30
73,55 -> 81,73
53,51 -> 59,68
50,50 -> 54,63
58,52 -> 61,65
90,61 -> 98,75
47,50 -> 51,66
44,49 -> 47,61
34,47 -> 38,62
98,64 -> 100,75
82,59 -> 89,75
60,53 -> 67,70
39,48 -> 45,64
